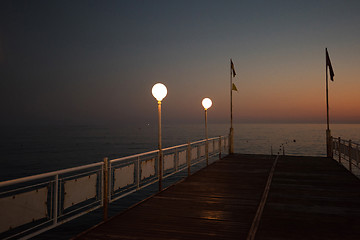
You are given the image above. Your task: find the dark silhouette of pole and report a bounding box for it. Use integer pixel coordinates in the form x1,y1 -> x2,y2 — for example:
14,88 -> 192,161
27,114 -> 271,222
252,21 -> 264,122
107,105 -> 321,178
325,48 -> 331,157
151,83 -> 167,191
326,48 -> 330,132
158,100 -> 162,191
229,59 -> 234,154
205,108 -> 208,165
202,97 -> 212,164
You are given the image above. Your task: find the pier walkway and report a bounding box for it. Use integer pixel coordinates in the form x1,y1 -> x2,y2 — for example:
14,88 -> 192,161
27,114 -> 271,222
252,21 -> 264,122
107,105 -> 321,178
73,154 -> 360,240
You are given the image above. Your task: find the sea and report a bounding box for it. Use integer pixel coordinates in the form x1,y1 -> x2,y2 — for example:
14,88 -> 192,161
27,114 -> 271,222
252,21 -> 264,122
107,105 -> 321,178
1,123 -> 360,239
1,123 -> 360,182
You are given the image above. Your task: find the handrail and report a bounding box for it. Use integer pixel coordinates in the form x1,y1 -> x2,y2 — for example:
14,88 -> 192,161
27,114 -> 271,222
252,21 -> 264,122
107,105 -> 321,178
0,136 -> 226,186
110,136 -> 222,163
0,134 -> 229,240
110,149 -> 159,163
162,143 -> 188,151
189,136 -> 219,145
331,136 -> 360,177
161,137 -> 220,151
0,162 -> 103,188
335,137 -> 360,145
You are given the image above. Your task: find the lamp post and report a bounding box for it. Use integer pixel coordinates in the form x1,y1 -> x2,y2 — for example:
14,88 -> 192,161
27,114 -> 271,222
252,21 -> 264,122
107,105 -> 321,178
202,98 -> 212,166
152,83 -> 167,191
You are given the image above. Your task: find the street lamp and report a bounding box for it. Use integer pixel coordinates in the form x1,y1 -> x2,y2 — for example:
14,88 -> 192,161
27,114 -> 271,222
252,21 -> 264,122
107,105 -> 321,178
152,83 -> 167,191
202,98 -> 212,165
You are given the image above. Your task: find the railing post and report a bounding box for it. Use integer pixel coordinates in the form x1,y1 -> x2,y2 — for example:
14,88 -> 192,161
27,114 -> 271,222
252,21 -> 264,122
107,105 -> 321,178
213,139 -> 215,156
229,131 -> 232,154
338,137 -> 341,163
329,136 -> 333,159
197,144 -> 200,162
349,140 -> 352,173
137,156 -> 140,189
227,135 -> 230,152
206,141 -> 209,166
271,145 -> 273,156
103,157 -> 109,221
219,136 -> 222,160
175,148 -> 179,172
158,150 -> 163,191
53,174 -> 58,225
187,141 -> 191,176
356,145 -> 359,166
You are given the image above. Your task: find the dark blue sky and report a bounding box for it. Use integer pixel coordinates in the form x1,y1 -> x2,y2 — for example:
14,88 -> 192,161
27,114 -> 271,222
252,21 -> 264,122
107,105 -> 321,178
1,0 -> 360,125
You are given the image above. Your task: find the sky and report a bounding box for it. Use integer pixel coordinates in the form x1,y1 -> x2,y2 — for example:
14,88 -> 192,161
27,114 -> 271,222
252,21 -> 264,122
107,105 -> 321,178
1,0 -> 360,126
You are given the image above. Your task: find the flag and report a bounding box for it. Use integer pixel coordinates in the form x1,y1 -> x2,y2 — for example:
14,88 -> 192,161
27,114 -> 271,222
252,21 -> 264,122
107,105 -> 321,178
231,59 -> 236,77
326,48 -> 334,81
232,83 -> 238,91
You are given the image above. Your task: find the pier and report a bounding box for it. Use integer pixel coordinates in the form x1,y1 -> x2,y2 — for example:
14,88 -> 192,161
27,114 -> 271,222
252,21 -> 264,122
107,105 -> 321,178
2,136 -> 360,239
73,154 -> 360,240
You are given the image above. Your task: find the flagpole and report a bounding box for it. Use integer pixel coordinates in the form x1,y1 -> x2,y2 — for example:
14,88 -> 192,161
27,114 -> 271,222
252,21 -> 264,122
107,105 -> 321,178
325,48 -> 331,157
326,48 -> 330,131
229,59 -> 234,154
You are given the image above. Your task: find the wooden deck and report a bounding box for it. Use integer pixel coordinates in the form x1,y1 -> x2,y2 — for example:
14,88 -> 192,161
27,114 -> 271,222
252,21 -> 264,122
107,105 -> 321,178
73,154 -> 360,240
256,155 -> 360,240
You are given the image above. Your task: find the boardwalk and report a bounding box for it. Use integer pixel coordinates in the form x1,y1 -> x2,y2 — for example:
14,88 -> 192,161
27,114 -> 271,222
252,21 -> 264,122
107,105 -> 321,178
256,156 -> 360,240
73,154 -> 360,240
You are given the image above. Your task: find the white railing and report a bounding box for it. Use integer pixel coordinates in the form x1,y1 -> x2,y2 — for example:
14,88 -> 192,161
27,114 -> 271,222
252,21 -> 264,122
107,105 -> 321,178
331,137 -> 360,176
0,135 -> 229,239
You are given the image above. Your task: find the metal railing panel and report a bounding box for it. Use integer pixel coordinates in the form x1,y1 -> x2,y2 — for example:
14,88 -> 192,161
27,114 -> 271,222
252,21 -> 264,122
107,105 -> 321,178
0,162 -> 103,188
63,173 -> 98,210
0,135 -> 228,239
0,162 -> 104,240
0,186 -> 48,233
178,149 -> 187,166
113,164 -> 135,191
164,153 -> 175,171
332,137 -> 360,177
191,147 -> 198,161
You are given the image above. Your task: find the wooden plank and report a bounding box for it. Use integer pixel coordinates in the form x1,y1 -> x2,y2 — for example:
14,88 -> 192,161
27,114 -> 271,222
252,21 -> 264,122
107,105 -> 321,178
74,154 -> 360,240
255,156 -> 360,240
74,154 -> 274,240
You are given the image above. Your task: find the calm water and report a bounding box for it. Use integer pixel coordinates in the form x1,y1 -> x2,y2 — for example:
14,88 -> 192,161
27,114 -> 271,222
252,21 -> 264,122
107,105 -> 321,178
1,123 -> 360,181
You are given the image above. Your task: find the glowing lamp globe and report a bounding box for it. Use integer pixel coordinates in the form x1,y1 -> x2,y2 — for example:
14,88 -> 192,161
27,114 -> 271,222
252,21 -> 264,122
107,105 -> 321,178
152,83 -> 167,101
202,98 -> 212,110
